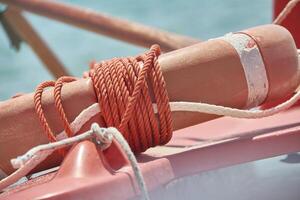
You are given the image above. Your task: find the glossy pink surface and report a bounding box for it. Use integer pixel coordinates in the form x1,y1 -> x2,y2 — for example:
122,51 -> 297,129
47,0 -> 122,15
1,102 -> 300,199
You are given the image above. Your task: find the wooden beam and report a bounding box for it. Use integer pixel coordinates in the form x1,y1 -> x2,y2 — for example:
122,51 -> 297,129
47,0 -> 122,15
0,0 -> 200,52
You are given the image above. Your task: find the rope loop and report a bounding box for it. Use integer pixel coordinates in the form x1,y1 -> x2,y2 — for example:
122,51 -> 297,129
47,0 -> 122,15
34,45 -> 172,154
34,81 -> 56,142
91,45 -> 172,153
54,76 -> 77,137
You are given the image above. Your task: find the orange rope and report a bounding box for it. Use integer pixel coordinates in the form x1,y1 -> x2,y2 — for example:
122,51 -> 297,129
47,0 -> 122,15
54,76 -> 77,138
34,81 -> 57,142
34,45 -> 172,154
34,80 -> 66,155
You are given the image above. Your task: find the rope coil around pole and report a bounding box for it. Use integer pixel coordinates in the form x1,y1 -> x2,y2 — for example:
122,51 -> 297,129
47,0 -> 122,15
90,45 -> 172,153
34,45 -> 173,154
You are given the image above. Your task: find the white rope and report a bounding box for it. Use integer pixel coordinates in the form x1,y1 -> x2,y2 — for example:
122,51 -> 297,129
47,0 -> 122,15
167,94 -> 298,118
0,127 -> 104,191
2,71 -> 300,198
5,83 -> 299,194
2,89 -> 298,196
57,103 -> 100,140
55,86 -> 300,141
11,128 -> 109,169
0,150 -> 52,191
273,0 -> 300,24
91,124 -> 150,200
0,124 -> 149,200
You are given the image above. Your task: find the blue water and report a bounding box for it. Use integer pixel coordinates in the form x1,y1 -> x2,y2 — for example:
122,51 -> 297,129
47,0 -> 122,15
2,2 -> 300,198
0,0 -> 272,100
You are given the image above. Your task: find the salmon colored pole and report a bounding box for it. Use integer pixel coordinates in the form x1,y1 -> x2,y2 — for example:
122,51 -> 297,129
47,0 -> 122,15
2,7 -> 69,78
0,0 -> 200,52
0,25 -> 299,175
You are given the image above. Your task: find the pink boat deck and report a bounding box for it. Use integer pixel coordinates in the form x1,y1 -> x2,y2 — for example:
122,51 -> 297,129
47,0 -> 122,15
1,103 -> 300,199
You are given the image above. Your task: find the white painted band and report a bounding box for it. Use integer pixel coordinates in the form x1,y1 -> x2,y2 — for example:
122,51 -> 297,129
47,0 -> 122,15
0,168 -> 7,180
221,33 -> 269,108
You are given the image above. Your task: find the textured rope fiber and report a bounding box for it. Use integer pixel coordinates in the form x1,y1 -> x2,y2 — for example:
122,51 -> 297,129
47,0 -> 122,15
34,45 -> 172,154
34,80 -> 57,143
34,76 -> 78,156
54,76 -> 78,138
34,77 -> 76,143
90,45 -> 172,153
0,124 -> 150,200
273,0 -> 300,24
33,0 -> 300,154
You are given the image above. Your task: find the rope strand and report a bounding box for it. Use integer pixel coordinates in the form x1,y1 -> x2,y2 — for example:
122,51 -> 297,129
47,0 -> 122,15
54,76 -> 77,137
273,0 -> 300,24
90,45 -> 172,153
1,124 -> 150,200
34,81 -> 57,142
34,45 -> 173,154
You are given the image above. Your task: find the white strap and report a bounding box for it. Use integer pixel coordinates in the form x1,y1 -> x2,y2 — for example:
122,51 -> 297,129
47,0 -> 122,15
221,33 -> 269,108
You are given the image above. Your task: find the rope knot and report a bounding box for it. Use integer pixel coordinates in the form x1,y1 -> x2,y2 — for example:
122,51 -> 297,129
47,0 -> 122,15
91,123 -> 113,150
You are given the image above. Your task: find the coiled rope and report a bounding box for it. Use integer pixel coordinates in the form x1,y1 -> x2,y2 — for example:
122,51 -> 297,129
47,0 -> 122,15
22,0 -> 300,153
90,45 -> 172,153
34,77 -> 78,142
34,45 -> 172,155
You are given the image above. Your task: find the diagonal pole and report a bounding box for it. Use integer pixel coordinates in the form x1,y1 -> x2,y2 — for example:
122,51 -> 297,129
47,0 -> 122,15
0,0 -> 200,52
2,7 -> 69,78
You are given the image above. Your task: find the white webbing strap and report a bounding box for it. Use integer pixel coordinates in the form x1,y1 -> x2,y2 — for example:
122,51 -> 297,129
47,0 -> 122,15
221,33 -> 269,108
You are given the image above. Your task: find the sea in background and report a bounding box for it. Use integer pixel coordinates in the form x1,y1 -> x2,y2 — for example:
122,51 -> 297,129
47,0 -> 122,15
1,1 -> 300,199
0,0 -> 272,100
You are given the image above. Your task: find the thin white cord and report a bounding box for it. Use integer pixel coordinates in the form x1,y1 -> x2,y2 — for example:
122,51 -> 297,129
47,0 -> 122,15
0,150 -> 51,192
273,0 -> 300,24
8,81 -> 299,194
56,87 -> 300,141
2,49 -> 300,200
11,129 -> 102,169
168,91 -> 298,118
0,124 -> 149,200
91,124 -> 150,200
